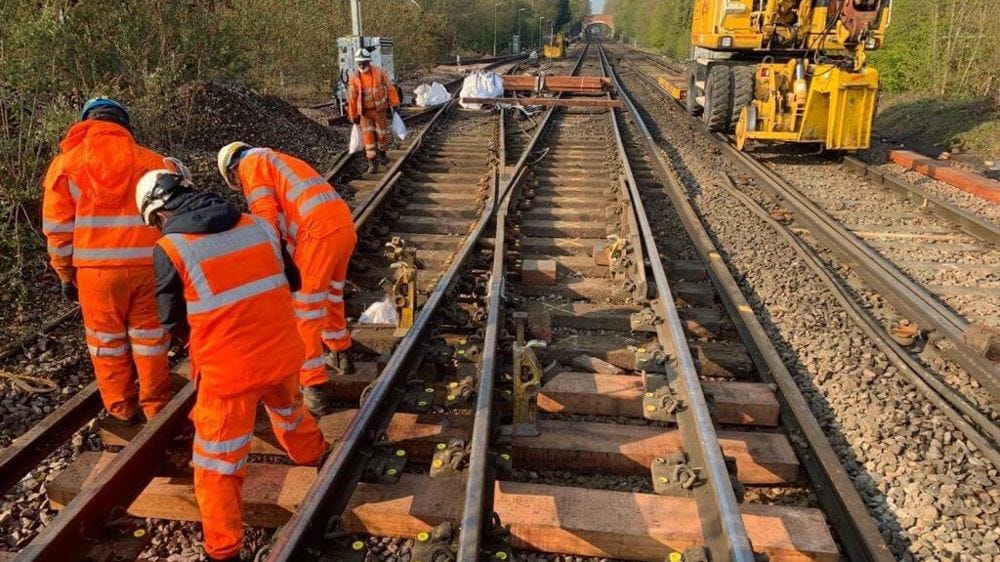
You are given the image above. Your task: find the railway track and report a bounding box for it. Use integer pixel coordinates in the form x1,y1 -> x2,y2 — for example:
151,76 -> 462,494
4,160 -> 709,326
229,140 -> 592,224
606,42 -> 1000,464
6,39 -> 990,562
604,42 -> 1000,560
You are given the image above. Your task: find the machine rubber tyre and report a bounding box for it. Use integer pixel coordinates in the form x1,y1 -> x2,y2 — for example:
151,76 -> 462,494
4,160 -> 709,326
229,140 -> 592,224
702,64 -> 733,132
686,63 -> 702,116
730,65 -> 755,132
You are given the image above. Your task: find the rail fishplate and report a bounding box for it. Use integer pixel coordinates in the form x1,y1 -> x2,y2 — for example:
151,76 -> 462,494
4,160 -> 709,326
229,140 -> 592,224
430,438 -> 470,479
650,452 -> 701,494
361,435 -> 407,485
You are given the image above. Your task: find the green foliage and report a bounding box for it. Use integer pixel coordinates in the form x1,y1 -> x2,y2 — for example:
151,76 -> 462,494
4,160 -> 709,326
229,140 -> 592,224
607,0 -> 692,59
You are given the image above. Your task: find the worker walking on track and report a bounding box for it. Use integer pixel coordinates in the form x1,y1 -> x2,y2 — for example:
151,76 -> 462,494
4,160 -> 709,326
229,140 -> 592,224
217,142 -> 356,417
347,48 -> 400,174
135,169 -> 326,562
41,97 -> 172,424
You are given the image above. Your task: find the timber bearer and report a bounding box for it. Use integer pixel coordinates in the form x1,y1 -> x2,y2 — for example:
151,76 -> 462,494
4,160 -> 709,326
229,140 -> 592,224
217,143 -> 357,417
135,168 -> 326,562
347,48 -> 400,174
41,97 -> 172,425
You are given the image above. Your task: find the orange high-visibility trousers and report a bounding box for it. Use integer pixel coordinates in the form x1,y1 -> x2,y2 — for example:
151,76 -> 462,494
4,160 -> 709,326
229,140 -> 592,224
360,109 -> 390,160
192,374 -> 325,560
76,266 -> 171,420
291,227 -> 357,387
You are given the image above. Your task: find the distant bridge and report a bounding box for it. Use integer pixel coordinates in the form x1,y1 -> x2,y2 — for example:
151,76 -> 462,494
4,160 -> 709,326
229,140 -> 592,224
583,14 -> 614,34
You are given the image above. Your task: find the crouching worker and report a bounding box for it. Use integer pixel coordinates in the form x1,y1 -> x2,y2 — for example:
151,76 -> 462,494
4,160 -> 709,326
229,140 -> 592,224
217,143 -> 357,416
135,169 -> 326,562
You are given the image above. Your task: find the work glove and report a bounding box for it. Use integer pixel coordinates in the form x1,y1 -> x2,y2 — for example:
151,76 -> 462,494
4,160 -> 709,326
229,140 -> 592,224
61,281 -> 78,303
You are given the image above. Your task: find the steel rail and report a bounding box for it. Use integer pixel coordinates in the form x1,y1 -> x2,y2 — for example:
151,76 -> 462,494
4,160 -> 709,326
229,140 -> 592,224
720,143 -> 1000,398
841,156 -> 1000,245
607,47 -> 897,562
597,41 -> 755,562
16,383 -> 196,561
616,47 -> 1000,399
457,42 -> 591,561
716,174 -> 1000,469
267,110 -> 513,562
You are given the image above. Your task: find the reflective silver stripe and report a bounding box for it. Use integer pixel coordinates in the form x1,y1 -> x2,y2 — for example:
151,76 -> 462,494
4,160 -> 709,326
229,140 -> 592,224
87,343 -> 130,357
286,177 -> 327,202
277,214 -> 289,238
287,220 -> 299,239
86,328 -> 127,342
75,215 -> 145,228
74,247 -> 154,260
328,294 -> 344,304
128,327 -> 165,339
258,149 -> 340,204
293,291 -> 327,304
287,242 -> 296,255
48,243 -> 73,258
329,280 -> 346,290
43,219 -> 74,233
132,342 -> 170,356
298,191 -> 338,217
275,413 -> 305,432
296,308 -> 326,320
323,329 -> 349,340
195,433 -> 253,454
192,452 -> 247,475
249,216 -> 283,265
68,180 -> 81,201
247,186 -> 275,205
302,357 -> 324,370
267,404 -> 296,417
187,273 -> 287,315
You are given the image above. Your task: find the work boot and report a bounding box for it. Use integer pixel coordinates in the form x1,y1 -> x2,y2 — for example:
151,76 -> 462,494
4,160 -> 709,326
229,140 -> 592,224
100,410 -> 143,429
302,384 -> 333,417
377,150 -> 390,165
366,158 -> 378,175
323,350 -> 355,375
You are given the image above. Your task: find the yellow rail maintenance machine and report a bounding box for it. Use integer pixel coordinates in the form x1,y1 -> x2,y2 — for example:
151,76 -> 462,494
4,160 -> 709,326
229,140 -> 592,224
685,0 -> 891,150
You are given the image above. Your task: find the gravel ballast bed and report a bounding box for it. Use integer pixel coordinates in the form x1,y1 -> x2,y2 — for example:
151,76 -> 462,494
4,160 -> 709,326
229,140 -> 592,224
615,60 -> 1000,561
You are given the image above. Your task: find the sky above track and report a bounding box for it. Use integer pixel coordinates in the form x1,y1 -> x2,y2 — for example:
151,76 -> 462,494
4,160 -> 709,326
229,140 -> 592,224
591,0 -> 607,13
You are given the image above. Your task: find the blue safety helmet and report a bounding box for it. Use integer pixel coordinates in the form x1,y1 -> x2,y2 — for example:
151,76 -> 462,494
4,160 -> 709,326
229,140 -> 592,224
81,97 -> 128,120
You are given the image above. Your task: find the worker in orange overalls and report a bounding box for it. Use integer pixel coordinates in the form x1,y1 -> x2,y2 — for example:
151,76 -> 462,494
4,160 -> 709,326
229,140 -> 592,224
217,143 -> 356,417
135,168 -> 326,562
41,97 -> 172,424
347,48 -> 400,175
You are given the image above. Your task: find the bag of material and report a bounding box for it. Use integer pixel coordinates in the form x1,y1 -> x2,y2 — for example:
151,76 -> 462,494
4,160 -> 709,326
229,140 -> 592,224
459,71 -> 505,110
349,124 -> 363,154
359,297 -> 400,325
391,111 -> 408,141
414,82 -> 451,107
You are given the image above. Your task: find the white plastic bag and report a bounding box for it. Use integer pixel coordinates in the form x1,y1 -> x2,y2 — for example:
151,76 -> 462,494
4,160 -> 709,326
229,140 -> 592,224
359,297 -> 400,325
349,124 -> 363,154
414,82 -> 451,107
459,71 -> 505,109
391,111 -> 408,141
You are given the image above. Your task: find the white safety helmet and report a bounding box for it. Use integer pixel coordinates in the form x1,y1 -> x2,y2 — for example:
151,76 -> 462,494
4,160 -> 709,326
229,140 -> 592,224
354,48 -> 372,63
135,169 -> 189,226
217,141 -> 251,190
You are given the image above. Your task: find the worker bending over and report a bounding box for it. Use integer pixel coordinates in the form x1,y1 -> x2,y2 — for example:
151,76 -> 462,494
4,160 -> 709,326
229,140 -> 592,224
136,169 -> 326,562
217,143 -> 356,416
347,48 -> 400,174
42,98 -> 172,424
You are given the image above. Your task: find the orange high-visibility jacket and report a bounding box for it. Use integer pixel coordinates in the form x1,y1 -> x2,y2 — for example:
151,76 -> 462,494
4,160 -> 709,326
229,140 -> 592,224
42,121 -> 166,281
346,65 -> 400,120
156,214 -> 304,397
237,148 -> 353,247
